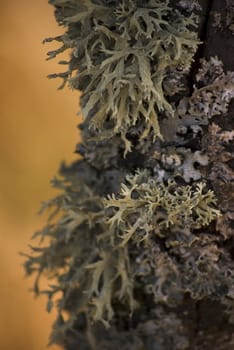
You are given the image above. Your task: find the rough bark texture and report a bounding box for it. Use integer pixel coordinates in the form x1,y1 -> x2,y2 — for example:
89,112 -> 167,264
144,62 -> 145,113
24,1 -> 234,349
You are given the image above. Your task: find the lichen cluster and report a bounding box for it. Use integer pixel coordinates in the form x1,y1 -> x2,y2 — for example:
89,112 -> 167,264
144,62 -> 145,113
46,0 -> 199,152
24,1 -> 234,349
24,166 -> 223,343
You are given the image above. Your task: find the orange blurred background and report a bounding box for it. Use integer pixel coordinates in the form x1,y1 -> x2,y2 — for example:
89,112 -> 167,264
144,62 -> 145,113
0,1 -> 80,349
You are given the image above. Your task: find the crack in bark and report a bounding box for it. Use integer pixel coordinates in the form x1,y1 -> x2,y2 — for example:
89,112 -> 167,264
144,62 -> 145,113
188,0 -> 214,94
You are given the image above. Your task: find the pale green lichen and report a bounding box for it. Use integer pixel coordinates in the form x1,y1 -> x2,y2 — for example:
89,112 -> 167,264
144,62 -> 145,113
47,0 -> 199,153
105,170 -> 220,247
24,168 -> 220,331
24,1 -> 234,348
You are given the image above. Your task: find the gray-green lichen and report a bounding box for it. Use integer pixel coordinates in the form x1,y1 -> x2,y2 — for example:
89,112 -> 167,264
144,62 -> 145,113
47,0 -> 199,153
105,171 -> 220,245
24,1 -> 234,349
24,168 -> 221,332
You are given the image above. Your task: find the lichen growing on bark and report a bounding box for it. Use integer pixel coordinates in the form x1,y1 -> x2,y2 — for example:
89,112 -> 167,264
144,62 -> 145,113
24,1 -> 234,349
46,0 -> 200,152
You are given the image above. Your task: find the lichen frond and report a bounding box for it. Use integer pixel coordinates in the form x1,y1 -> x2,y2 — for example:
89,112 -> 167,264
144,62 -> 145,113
104,171 -> 220,246
47,0 -> 200,153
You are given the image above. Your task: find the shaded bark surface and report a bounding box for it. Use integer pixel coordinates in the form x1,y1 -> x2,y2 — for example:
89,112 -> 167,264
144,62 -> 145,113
181,1 -> 234,348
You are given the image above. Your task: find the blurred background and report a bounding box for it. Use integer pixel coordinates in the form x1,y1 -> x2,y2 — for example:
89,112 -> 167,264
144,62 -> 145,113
0,1 -> 80,349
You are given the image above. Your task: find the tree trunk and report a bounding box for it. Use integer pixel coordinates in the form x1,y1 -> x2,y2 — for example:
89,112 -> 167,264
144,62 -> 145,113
24,1 -> 234,349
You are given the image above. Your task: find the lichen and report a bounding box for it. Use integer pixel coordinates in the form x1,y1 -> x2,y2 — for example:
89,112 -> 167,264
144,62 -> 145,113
212,0 -> 234,35
24,166 -> 220,338
105,170 -> 219,246
161,57 -> 234,143
46,0 -> 199,153
24,1 -> 234,349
